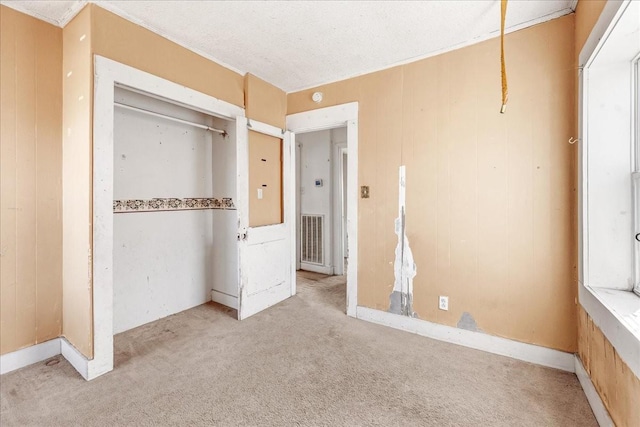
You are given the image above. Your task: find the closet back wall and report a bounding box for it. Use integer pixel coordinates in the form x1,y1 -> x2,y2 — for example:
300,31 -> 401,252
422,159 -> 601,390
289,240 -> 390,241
112,88 -> 223,334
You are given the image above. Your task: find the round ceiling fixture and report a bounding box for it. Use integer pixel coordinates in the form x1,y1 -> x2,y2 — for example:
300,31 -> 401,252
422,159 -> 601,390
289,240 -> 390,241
312,92 -> 323,103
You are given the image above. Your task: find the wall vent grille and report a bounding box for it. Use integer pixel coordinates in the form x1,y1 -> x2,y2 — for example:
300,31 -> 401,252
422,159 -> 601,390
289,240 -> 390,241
301,214 -> 324,265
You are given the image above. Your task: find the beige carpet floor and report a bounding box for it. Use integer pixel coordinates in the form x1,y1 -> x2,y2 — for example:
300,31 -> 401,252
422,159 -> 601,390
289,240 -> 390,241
1,272 -> 596,426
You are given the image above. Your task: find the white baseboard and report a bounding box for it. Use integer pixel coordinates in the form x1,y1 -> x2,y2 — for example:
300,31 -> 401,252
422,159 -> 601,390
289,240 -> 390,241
211,290 -> 238,309
356,306 -> 576,372
0,337 -> 110,381
575,356 -> 614,427
60,338 -> 90,380
0,339 -> 62,375
300,263 -> 333,275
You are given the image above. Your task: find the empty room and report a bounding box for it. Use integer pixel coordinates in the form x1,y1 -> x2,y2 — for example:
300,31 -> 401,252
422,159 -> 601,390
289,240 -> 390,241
1,0 -> 638,426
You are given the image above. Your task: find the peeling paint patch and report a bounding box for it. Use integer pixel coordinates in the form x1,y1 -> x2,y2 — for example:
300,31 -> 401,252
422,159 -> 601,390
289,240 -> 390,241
389,166 -> 417,317
389,291 -> 404,315
457,312 -> 481,332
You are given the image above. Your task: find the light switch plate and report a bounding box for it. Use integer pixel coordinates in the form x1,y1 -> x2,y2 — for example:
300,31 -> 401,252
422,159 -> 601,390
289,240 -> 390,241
257,188 -> 263,199
361,186 -> 370,198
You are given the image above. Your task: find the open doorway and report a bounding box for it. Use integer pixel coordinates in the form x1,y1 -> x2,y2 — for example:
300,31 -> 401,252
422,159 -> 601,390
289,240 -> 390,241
296,127 -> 347,276
294,128 -> 347,312
287,103 -> 358,317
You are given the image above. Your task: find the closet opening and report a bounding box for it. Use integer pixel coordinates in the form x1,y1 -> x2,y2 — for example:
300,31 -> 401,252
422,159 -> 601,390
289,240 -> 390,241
112,87 -> 239,336
86,56 -> 293,380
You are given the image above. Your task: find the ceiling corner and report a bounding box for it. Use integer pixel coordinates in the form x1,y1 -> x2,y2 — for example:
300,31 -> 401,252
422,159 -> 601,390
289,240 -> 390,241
570,0 -> 579,12
58,1 -> 89,27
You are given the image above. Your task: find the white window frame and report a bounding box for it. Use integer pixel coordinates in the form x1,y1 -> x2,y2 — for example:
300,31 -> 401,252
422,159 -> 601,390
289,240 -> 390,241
634,54 -> 640,296
578,0 -> 640,381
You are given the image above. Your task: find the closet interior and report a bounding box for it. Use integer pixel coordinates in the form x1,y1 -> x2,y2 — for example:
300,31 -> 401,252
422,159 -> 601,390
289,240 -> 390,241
112,87 -> 238,334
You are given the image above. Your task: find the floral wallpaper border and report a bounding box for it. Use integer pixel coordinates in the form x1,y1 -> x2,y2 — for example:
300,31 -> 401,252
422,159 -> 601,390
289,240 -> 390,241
113,197 -> 235,213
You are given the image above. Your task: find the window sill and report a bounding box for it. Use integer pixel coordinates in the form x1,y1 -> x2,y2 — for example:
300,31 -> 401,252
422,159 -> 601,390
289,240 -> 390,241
579,284 -> 640,379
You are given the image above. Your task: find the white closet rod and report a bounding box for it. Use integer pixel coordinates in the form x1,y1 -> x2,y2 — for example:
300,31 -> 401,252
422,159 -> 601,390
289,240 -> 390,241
114,102 -> 226,135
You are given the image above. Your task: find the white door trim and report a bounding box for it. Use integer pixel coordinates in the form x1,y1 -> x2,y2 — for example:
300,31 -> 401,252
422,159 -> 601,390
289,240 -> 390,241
88,55 -> 244,381
332,142 -> 347,276
286,103 -> 359,317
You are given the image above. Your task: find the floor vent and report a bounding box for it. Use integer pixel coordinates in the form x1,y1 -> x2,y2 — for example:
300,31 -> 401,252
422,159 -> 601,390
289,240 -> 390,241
301,214 -> 324,265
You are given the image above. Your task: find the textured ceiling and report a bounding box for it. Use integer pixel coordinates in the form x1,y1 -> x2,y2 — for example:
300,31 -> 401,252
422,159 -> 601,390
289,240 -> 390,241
1,0 -> 86,26
2,0 -> 576,92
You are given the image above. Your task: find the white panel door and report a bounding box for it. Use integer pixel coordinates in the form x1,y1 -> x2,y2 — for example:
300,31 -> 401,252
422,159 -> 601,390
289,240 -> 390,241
236,116 -> 295,320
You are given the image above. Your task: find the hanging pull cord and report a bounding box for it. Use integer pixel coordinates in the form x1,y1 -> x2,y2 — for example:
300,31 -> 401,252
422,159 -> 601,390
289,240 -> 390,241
500,0 -> 508,114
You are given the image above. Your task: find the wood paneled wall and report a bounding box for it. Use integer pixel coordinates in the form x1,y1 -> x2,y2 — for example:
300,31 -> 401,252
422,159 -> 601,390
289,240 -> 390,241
575,0 -> 608,58
61,6 -> 94,357
244,73 -> 287,128
288,14 -> 578,352
578,306 -> 640,426
91,5 -> 244,108
0,6 -> 63,355
244,73 -> 287,227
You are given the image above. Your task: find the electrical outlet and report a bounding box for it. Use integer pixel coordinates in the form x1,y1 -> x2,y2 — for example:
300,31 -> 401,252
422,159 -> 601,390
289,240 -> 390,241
439,296 -> 449,311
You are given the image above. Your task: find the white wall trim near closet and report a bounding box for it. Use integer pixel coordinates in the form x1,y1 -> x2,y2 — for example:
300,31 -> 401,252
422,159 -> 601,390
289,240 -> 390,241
0,339 -> 61,375
73,56 -> 246,381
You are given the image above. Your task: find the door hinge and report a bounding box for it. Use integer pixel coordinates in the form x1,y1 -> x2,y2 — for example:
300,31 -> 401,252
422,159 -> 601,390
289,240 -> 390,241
237,232 -> 248,241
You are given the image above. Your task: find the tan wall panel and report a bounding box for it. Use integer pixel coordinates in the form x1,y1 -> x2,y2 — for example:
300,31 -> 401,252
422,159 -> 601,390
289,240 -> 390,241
287,15 -> 577,351
0,6 -> 62,355
1,5 -> 19,354
244,74 -> 287,128
575,0 -> 608,56
287,78 -> 359,116
578,306 -> 640,427
248,131 -> 283,227
358,68 -> 403,310
34,12 -> 63,344
91,5 -> 244,108
62,6 -> 93,357
244,73 -> 286,228
14,8 -> 38,351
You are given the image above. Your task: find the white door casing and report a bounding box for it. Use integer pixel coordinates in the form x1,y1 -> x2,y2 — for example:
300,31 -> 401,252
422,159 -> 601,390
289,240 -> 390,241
286,102 -> 358,317
235,117 -> 295,320
87,56 -> 244,381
